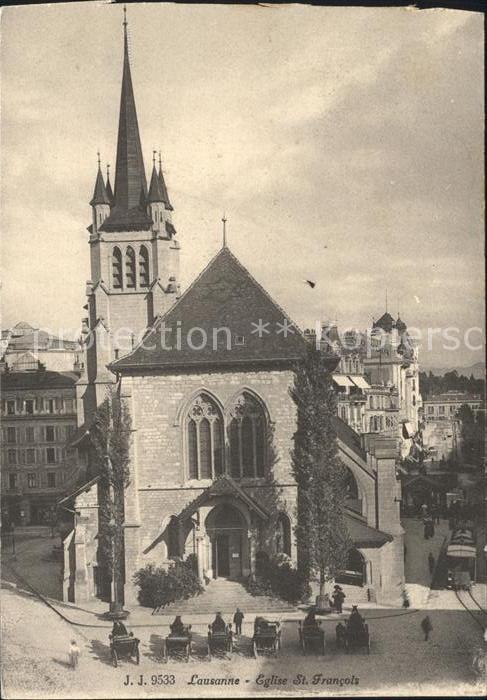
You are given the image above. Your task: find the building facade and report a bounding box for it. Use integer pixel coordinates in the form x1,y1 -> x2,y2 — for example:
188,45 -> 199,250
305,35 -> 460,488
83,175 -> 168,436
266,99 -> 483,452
64,14 -> 405,608
1,322 -> 82,373
1,366 -> 79,525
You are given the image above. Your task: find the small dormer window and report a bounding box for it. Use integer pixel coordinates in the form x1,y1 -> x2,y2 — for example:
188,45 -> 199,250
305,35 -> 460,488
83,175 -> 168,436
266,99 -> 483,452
234,335 -> 245,346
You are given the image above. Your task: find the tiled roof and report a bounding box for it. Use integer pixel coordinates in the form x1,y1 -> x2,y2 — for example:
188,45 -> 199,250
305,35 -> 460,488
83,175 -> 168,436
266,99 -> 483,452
1,370 -> 79,390
177,475 -> 270,522
373,312 -> 395,332
5,330 -> 79,351
345,511 -> 392,548
111,246 -> 307,370
332,415 -> 367,461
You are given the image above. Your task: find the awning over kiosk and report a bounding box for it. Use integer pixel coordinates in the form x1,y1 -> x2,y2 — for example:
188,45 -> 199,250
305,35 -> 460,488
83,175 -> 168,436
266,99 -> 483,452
333,375 -> 355,387
349,376 -> 371,390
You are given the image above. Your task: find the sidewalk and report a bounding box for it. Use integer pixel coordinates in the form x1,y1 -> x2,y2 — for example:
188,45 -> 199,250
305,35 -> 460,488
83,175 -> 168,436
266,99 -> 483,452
403,517 -> 449,608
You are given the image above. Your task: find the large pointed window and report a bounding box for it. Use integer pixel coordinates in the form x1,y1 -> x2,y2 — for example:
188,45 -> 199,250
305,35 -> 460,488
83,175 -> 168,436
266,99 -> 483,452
112,247 -> 123,289
186,394 -> 224,480
125,246 -> 136,288
228,393 -> 266,478
139,245 -> 149,288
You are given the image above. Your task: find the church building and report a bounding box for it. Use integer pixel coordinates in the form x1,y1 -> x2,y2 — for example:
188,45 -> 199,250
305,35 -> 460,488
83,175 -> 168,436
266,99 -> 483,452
63,13 -> 405,608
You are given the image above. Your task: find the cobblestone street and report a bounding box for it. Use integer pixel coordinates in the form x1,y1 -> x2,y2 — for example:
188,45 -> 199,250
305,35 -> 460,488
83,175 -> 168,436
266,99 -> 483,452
2,583 -> 485,698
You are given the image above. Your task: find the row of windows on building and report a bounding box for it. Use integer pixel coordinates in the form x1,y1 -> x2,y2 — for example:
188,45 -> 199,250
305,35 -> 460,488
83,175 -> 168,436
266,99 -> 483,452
6,470 -> 63,490
3,446 -> 65,465
186,393 -> 267,481
426,403 -> 481,415
112,245 -> 150,290
2,397 -> 76,416
2,424 -> 76,444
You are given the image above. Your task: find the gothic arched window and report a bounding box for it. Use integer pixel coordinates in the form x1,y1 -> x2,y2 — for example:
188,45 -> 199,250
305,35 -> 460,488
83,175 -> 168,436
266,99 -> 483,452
186,394 -> 224,480
139,245 -> 149,288
125,246 -> 136,288
112,247 -> 123,289
228,392 -> 266,478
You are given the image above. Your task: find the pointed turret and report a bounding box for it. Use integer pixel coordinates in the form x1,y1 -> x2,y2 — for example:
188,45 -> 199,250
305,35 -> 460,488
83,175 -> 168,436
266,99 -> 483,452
90,164 -> 110,206
101,15 -> 151,232
158,153 -> 173,211
148,164 -> 165,203
90,156 -> 110,233
106,164 -> 114,205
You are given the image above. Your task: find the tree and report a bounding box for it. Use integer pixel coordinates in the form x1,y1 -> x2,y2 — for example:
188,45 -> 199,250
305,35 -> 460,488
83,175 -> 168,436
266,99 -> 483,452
291,345 -> 351,600
458,404 -> 484,467
90,386 -> 132,612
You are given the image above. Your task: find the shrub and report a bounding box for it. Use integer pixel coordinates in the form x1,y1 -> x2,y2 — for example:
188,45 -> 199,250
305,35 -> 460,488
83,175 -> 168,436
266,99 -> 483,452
245,552 -> 310,604
133,559 -> 204,609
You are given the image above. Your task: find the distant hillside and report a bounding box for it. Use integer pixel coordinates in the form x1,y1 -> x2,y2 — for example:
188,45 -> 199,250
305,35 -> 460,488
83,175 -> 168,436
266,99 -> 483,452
424,362 -> 485,380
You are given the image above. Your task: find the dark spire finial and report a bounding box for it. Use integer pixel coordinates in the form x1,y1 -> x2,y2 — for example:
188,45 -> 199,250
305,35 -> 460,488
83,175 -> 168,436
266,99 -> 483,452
222,214 -> 227,248
123,4 -> 128,32
153,149 -> 157,168
97,150 -> 101,169
158,151 -> 162,171
106,163 -> 110,178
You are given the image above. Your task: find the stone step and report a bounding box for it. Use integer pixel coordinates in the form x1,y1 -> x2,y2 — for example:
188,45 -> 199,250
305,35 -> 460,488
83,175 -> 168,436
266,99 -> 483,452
157,579 -> 295,615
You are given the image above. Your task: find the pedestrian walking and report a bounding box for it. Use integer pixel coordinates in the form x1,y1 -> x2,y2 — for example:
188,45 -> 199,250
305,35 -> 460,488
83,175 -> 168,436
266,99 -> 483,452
332,585 -> 346,614
233,608 -> 244,636
68,640 -> 80,669
428,552 -> 435,575
421,615 -> 433,641
402,589 -> 410,609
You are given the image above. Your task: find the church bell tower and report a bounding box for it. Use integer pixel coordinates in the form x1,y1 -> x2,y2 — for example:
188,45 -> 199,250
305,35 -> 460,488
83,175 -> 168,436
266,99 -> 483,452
77,10 -> 180,423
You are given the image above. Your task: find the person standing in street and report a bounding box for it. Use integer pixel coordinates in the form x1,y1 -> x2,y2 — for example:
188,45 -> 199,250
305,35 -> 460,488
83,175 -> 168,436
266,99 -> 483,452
421,615 -> 433,641
233,608 -> 244,636
428,552 -> 435,575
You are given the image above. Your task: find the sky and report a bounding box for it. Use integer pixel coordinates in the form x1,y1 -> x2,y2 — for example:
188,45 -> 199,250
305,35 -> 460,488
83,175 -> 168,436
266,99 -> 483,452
1,2 -> 484,369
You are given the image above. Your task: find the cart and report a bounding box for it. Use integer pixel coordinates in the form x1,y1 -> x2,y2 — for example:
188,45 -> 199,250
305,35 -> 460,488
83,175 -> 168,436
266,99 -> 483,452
162,626 -> 193,662
207,624 -> 233,660
109,633 -> 140,668
298,620 -> 326,655
336,622 -> 370,654
252,619 -> 281,658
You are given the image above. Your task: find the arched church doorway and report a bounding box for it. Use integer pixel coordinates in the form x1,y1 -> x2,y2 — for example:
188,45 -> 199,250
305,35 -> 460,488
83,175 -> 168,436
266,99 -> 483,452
335,548 -> 366,587
205,504 -> 247,580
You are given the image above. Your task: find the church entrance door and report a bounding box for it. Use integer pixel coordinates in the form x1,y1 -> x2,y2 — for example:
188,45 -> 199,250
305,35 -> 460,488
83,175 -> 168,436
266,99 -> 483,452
206,504 -> 246,580
214,534 -> 230,577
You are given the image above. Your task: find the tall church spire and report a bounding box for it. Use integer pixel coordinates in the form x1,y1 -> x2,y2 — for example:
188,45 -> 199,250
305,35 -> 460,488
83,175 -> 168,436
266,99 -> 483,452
102,8 -> 151,231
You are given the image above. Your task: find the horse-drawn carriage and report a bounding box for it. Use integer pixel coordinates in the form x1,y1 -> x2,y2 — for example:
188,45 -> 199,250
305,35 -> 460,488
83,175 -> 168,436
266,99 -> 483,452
162,625 -> 193,662
252,618 -> 281,658
109,633 -> 140,668
336,621 -> 370,654
207,624 -> 233,660
298,620 -> 326,655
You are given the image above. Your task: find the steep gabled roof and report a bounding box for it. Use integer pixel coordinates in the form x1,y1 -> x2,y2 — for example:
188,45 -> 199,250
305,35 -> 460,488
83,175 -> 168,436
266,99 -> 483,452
345,510 -> 393,548
111,246 -> 307,370
177,475 -> 270,522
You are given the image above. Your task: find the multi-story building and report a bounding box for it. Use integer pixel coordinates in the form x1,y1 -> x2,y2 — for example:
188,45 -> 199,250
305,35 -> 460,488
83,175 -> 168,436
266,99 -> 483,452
422,391 -> 485,463
1,365 -> 79,525
423,392 -> 484,420
1,321 -> 82,373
